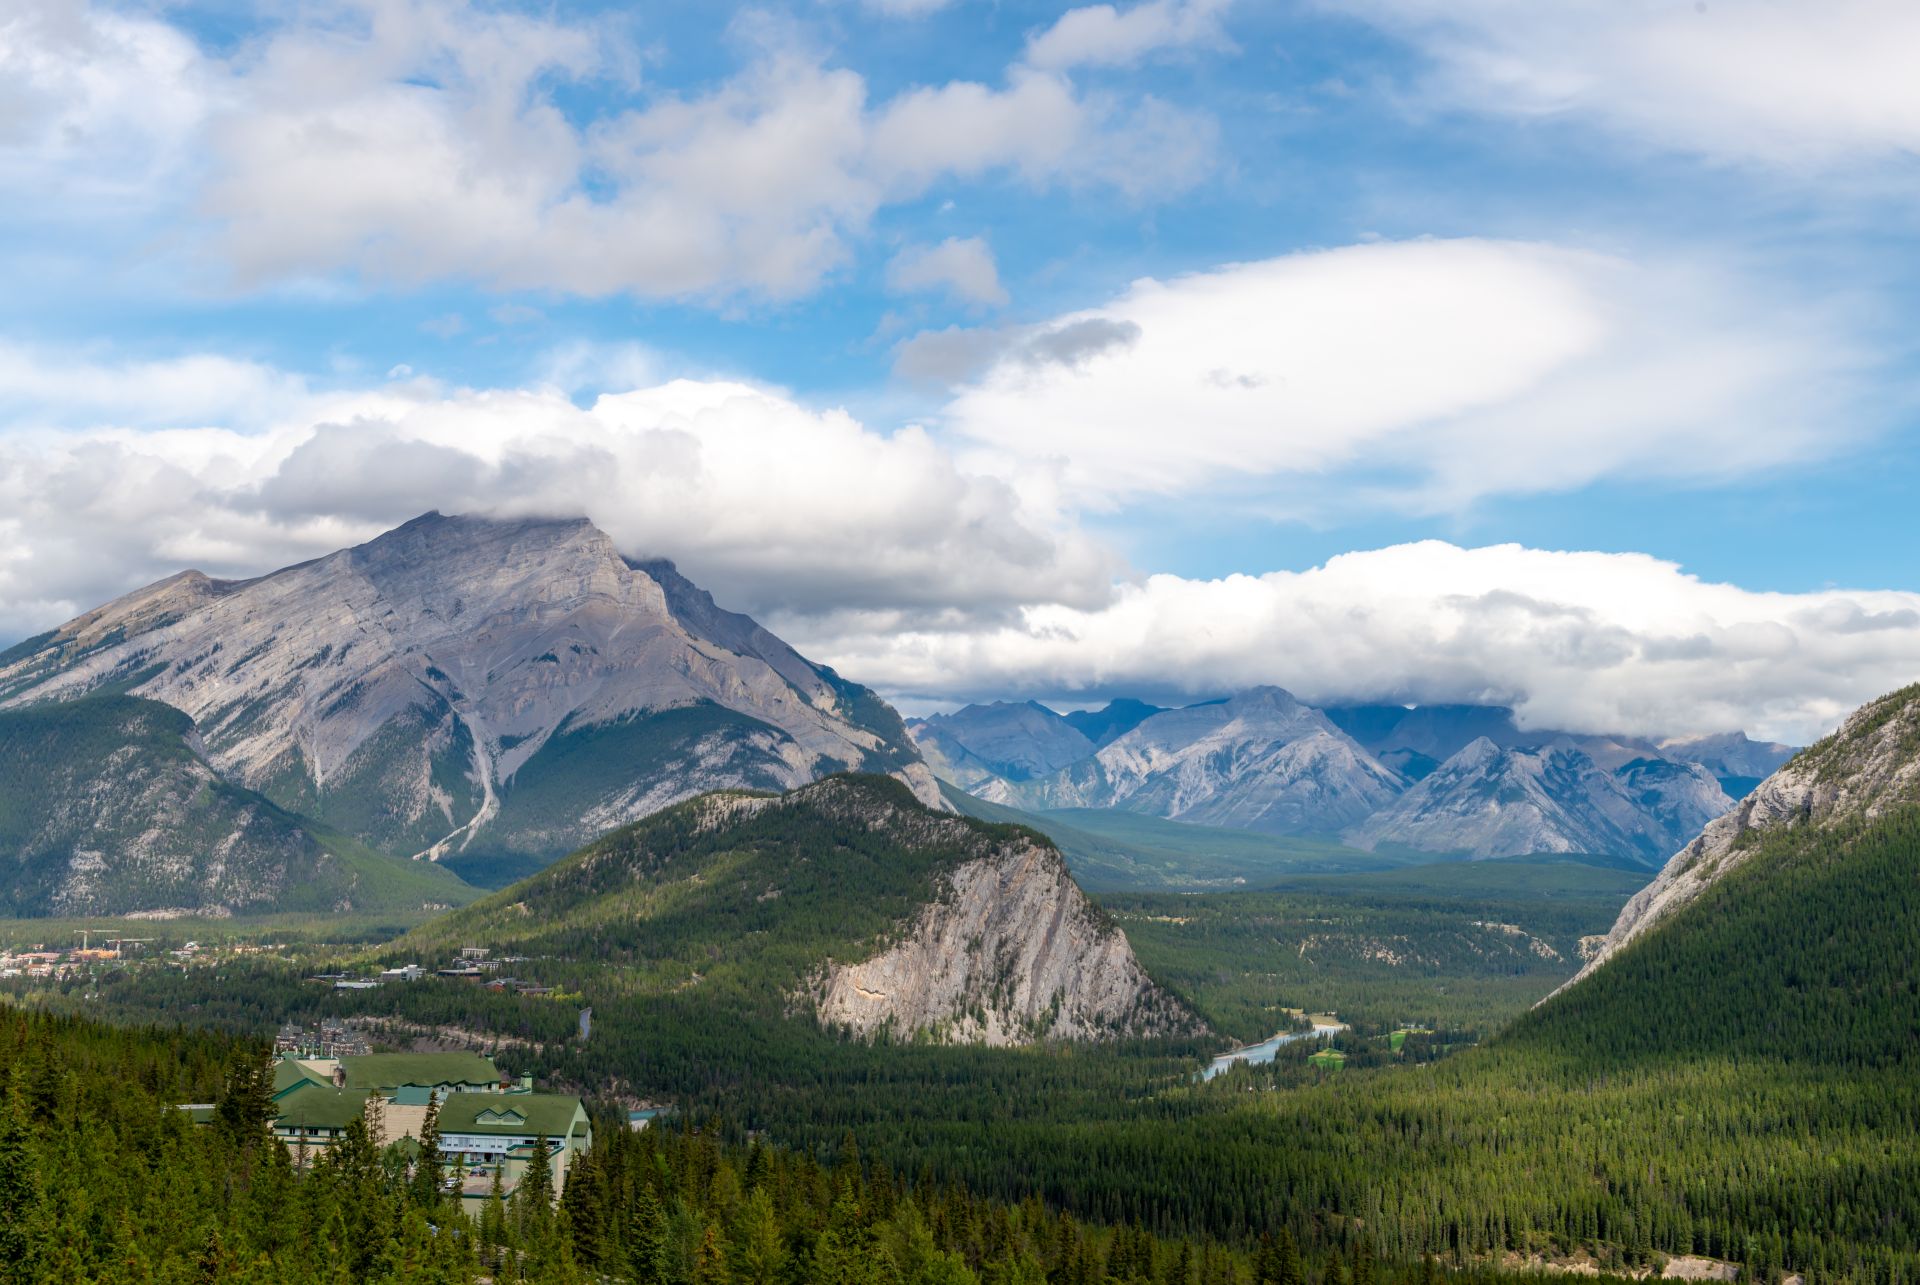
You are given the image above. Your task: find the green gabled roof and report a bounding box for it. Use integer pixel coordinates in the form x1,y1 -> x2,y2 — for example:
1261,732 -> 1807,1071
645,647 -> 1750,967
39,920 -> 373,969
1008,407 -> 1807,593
338,1052 -> 498,1092
436,1091 -> 584,1138
272,1088 -> 372,1131
273,1059 -> 332,1099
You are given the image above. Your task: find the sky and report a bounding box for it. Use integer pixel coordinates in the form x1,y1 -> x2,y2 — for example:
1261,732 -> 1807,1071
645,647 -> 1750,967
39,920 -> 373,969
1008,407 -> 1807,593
2,0 -> 1918,743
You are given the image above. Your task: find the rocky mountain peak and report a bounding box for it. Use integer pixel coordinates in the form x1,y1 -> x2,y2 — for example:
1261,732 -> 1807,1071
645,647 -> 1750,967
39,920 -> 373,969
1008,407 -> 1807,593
0,511 -> 932,885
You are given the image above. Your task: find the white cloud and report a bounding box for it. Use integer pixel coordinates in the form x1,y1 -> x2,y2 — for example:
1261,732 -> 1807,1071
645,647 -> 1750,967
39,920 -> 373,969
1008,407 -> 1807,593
1341,0 -> 1920,167
1026,0 -> 1234,71
886,237 -> 1009,307
0,342 -> 313,432
5,0 -> 1215,302
0,337 -> 1909,746
0,0 -> 212,203
796,541 -> 1920,745
0,361 -> 1116,643
858,0 -> 955,14
937,238 -> 1867,510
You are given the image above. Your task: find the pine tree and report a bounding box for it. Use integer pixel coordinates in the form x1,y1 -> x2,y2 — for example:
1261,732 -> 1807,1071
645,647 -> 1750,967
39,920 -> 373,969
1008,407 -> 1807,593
1276,1229 -> 1304,1285
0,1090 -> 41,1280
411,1093 -> 445,1209
517,1133 -> 555,1217
628,1181 -> 670,1285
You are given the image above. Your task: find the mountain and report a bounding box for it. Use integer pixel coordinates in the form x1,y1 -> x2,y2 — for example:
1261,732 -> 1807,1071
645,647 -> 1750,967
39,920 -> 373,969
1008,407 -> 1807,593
0,694 -> 474,916
996,687 -> 1405,835
1658,729 -> 1798,798
908,701 -> 1094,785
1559,682 -> 1919,996
1346,737 -> 1730,865
404,774 -> 1202,1046
0,512 -> 937,887
1322,702 -> 1529,780
1061,698 -> 1166,748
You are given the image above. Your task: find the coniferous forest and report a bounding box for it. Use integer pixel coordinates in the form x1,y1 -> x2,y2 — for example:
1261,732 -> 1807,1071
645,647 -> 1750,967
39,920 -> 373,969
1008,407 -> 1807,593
8,788 -> 1920,1282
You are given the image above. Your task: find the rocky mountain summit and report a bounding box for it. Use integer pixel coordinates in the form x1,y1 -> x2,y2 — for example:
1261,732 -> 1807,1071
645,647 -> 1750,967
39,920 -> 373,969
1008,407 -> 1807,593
909,701 -> 1096,793
0,512 -> 935,899
1559,682 -> 1920,994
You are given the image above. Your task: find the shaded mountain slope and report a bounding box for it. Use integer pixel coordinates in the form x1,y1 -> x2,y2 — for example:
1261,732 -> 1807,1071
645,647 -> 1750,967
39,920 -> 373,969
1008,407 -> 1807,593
0,695 -> 475,916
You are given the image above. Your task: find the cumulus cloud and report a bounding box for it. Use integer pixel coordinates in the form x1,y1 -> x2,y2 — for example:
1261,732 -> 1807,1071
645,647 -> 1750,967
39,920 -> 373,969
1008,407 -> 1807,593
1340,0 -> 1920,168
1026,0 -> 1234,71
0,0 -> 210,204
886,237 -> 1009,307
0,364 -> 1117,643
795,542 -> 1920,745
938,237 -> 1868,510
3,0 -> 1217,301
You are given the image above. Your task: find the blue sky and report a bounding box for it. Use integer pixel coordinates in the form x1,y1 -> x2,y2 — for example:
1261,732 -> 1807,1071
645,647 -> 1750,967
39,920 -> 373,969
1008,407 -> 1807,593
3,0 -> 1918,739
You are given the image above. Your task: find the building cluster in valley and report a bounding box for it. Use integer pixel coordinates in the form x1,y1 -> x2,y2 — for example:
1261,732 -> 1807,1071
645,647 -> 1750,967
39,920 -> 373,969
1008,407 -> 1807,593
186,1049 -> 591,1209
1,934 -> 285,981
312,947 -> 556,996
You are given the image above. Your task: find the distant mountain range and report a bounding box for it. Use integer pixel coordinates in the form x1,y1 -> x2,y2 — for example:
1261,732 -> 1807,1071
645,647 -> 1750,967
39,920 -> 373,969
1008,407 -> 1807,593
0,512 -> 937,913
911,691 -> 1796,867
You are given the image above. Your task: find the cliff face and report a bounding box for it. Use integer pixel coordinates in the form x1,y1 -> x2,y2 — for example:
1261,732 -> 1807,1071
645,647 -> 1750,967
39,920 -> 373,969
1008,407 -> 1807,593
0,512 -> 934,870
1556,683 -> 1920,994
812,831 -> 1200,1045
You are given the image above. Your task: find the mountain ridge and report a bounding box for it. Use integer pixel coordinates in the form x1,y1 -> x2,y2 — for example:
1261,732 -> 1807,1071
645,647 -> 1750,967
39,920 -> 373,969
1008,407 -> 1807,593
1556,681 -> 1920,996
405,772 -> 1202,1046
0,511 -> 939,909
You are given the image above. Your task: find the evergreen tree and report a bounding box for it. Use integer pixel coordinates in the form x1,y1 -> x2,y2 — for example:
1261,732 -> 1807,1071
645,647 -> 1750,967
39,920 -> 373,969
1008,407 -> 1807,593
410,1094 -> 445,1209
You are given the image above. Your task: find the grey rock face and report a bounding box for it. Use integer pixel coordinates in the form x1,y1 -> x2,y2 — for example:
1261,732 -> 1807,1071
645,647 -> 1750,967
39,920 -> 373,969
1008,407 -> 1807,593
1346,737 -> 1730,864
805,787 -> 1203,1045
1,512 -> 930,865
1003,687 -> 1405,834
1557,683 -> 1920,996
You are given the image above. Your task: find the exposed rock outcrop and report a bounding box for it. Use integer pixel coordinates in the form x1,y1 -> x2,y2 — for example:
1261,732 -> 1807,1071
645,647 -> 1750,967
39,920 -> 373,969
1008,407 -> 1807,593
1555,683 -> 1920,995
813,828 -> 1201,1045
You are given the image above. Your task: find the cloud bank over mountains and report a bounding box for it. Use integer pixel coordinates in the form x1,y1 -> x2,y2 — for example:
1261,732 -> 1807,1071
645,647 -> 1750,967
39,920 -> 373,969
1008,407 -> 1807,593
0,274 -> 1906,748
